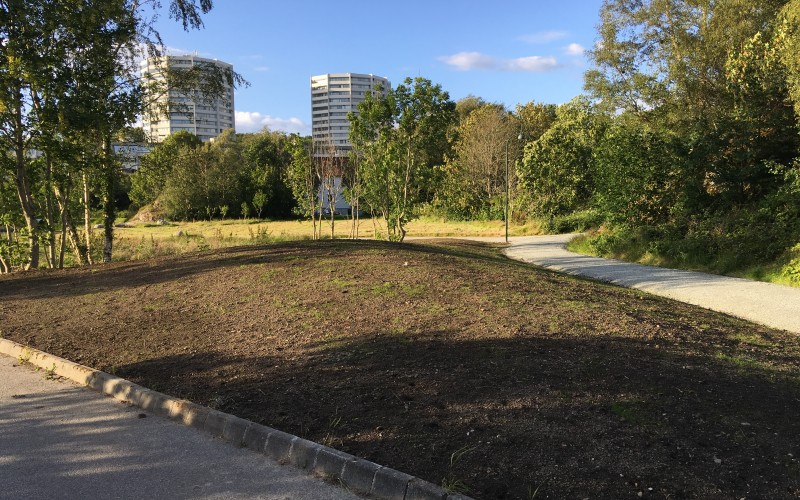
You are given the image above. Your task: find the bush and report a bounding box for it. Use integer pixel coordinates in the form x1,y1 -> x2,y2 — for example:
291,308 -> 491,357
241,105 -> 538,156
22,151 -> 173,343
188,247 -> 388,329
549,209 -> 604,233
780,244 -> 800,284
580,197 -> 800,276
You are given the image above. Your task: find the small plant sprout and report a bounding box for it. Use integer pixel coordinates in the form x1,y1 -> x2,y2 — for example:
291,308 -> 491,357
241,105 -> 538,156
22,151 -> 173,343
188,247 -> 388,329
17,349 -> 31,364
441,445 -> 476,494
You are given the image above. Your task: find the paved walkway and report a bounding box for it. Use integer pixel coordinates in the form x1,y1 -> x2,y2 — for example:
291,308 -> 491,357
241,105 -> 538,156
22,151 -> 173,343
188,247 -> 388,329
0,354 -> 358,500
496,234 -> 800,334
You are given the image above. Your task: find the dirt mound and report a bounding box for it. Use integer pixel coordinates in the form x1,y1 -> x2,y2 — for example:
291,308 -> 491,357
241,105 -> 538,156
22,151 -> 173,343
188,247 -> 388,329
129,201 -> 166,223
2,240 -> 799,499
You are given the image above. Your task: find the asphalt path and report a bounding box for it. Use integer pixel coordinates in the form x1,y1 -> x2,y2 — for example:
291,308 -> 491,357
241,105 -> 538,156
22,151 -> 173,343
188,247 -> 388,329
494,234 -> 800,334
0,354 -> 358,500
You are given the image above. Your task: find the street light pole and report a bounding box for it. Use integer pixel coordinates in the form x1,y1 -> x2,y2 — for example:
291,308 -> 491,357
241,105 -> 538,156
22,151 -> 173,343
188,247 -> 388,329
505,133 -> 523,244
505,140 -> 509,243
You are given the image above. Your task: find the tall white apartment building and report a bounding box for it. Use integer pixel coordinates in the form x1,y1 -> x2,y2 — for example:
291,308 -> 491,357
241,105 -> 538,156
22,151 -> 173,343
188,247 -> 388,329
310,73 -> 390,156
140,55 -> 235,143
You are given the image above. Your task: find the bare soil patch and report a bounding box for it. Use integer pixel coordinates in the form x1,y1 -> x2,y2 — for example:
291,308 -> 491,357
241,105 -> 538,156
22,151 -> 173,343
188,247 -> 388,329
2,240 -> 799,499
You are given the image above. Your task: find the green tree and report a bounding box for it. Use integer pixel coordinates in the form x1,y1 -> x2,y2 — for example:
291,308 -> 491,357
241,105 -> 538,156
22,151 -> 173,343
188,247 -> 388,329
349,77 -> 457,241
0,0 -> 242,269
717,23 -> 799,203
0,0 -> 60,269
586,0 -> 793,207
580,0 -> 800,274
438,104 -> 518,219
455,95 -> 489,122
240,130 -> 294,218
586,0 -> 787,122
593,120 -> 685,225
781,0 -> 800,119
130,131 -> 201,208
160,130 -> 243,221
252,190 -> 267,219
518,97 -> 605,217
514,101 -> 557,144
0,0 -> 212,268
115,126 -> 148,143
286,135 -> 319,233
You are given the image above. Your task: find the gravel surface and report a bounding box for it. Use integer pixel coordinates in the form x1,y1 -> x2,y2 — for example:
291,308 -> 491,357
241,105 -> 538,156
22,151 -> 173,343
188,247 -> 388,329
0,354 -> 358,500
501,234 -> 800,334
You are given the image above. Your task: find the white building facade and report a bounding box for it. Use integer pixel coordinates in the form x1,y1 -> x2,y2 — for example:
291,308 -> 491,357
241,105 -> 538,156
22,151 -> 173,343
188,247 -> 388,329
113,143 -> 152,173
310,73 -> 390,157
140,55 -> 235,143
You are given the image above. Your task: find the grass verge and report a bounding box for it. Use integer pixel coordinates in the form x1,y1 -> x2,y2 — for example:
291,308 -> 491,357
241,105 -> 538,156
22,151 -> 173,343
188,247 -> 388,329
569,230 -> 800,288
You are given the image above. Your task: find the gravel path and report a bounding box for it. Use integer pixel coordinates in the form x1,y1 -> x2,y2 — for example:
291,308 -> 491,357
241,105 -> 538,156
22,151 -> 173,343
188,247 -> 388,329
0,354 -> 358,500
497,234 -> 800,334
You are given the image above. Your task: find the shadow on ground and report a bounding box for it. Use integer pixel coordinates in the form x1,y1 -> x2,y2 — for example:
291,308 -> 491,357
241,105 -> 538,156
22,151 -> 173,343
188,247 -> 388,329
114,333 -> 800,500
4,238 -> 799,499
0,385 -> 348,499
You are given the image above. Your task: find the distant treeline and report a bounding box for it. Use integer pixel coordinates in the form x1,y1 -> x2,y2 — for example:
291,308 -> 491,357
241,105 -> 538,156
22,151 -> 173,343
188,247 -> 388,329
4,0 -> 800,280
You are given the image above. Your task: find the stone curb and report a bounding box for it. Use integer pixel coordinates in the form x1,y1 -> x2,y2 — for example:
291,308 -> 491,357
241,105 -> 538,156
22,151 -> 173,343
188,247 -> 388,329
0,338 -> 470,500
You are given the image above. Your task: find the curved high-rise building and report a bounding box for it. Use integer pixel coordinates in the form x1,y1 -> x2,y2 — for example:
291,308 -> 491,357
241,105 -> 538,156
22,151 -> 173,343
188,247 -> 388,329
140,55 -> 235,143
310,73 -> 390,157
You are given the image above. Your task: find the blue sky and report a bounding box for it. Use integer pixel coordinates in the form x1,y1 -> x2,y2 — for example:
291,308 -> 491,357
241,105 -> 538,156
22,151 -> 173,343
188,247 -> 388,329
152,1 -> 605,135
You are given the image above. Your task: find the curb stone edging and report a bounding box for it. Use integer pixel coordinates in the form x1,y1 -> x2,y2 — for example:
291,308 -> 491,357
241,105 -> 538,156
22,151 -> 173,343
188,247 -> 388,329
0,338 -> 471,500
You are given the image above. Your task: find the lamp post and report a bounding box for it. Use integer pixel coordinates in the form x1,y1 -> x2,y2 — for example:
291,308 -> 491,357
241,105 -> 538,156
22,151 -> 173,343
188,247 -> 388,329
505,133 -> 522,243
505,140 -> 509,243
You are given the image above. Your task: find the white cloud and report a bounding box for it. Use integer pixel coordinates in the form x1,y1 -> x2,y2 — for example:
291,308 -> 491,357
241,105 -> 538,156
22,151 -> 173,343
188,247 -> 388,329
564,43 -> 585,56
504,56 -> 559,72
235,111 -> 309,135
438,52 -> 496,71
519,31 -> 569,44
439,52 -> 560,73
164,46 -> 213,58
165,46 -> 190,55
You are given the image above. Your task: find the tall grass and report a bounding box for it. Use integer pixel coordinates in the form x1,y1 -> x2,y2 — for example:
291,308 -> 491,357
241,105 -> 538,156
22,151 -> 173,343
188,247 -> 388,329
111,223 -> 302,262
569,226 -> 800,288
109,217 -> 548,263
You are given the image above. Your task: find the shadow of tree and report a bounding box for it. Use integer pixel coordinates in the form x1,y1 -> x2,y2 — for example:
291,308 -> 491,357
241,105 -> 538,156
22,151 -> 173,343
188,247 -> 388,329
4,238 -> 799,499
0,382 -> 355,499
113,333 -> 800,499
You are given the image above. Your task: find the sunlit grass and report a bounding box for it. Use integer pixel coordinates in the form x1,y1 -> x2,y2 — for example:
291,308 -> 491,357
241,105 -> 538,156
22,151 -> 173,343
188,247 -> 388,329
109,216 -> 543,263
116,216 -> 543,241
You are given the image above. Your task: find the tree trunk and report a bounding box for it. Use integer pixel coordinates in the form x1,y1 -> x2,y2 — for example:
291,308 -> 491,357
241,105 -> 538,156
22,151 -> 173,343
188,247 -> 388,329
102,134 -> 116,263
12,85 -> 40,270
398,215 -> 406,242
14,151 -> 40,270
53,179 -> 88,265
59,209 -> 67,269
44,154 -> 56,268
328,181 -> 335,240
397,142 -> 413,243
83,171 -> 94,264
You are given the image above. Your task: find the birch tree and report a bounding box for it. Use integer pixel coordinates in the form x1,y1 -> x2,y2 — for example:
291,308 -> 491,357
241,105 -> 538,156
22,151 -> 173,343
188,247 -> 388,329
349,77 -> 456,241
0,0 -> 240,269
